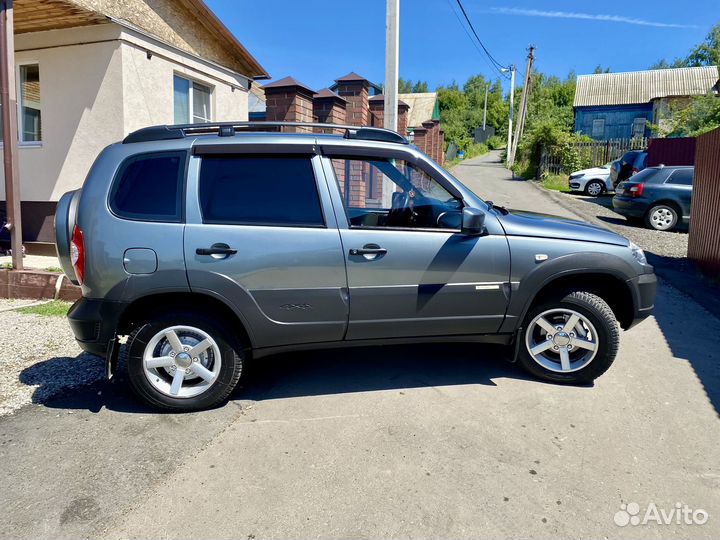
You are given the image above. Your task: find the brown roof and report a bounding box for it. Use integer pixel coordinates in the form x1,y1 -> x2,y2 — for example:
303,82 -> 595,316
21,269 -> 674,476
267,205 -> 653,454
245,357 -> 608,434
313,88 -> 346,101
369,94 -> 409,107
263,76 -> 315,94
334,71 -> 369,82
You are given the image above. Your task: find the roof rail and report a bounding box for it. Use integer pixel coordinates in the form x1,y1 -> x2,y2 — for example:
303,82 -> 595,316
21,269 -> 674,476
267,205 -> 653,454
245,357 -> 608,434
123,121 -> 409,145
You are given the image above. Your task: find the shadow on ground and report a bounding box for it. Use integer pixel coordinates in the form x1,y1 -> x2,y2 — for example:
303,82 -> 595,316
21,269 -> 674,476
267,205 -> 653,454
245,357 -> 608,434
24,343 -> 538,413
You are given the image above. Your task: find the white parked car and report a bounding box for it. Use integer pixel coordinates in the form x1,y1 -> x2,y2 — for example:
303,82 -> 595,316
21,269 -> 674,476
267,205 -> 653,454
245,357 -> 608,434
568,164 -> 613,196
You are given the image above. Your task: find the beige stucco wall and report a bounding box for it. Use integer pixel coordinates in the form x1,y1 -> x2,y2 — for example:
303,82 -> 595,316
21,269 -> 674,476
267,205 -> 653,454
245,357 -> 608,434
0,22 -> 249,203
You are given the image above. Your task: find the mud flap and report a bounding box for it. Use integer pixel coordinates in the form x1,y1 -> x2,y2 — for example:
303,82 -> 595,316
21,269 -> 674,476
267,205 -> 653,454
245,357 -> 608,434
105,337 -> 120,379
509,327 -> 523,363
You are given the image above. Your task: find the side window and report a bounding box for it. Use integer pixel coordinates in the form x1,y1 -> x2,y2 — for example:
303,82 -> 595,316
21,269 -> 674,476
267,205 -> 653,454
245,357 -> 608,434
632,118 -> 646,138
110,152 -> 186,222
666,169 -> 693,186
199,155 -> 324,227
330,157 -> 461,230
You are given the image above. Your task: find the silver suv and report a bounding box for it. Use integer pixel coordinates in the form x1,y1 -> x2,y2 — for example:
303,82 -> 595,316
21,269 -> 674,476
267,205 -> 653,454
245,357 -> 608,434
55,122 -> 656,411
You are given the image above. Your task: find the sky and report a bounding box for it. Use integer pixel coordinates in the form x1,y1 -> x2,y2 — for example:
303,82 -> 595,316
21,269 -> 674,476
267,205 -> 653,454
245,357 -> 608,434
206,0 -> 720,93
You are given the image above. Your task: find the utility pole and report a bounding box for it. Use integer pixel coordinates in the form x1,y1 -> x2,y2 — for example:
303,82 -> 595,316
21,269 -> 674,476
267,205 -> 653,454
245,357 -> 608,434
0,0 -> 22,270
482,83 -> 488,130
508,46 -> 534,167
383,0 -> 399,133
504,65 -> 516,166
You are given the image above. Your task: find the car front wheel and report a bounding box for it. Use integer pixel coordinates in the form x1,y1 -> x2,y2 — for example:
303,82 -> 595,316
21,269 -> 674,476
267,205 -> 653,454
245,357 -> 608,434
584,180 -> 604,197
124,311 -> 244,411
517,290 -> 619,384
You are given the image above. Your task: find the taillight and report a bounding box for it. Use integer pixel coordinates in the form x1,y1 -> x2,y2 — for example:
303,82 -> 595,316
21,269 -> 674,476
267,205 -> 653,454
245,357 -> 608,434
628,183 -> 645,197
70,225 -> 85,284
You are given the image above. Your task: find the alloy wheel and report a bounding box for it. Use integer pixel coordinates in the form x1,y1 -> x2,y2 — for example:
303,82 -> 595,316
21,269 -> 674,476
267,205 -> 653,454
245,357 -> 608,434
525,308 -> 598,373
142,325 -> 222,398
649,207 -> 676,230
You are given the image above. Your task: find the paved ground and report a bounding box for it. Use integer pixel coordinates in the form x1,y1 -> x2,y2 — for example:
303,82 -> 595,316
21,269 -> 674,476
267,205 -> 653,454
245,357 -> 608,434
0,253 -> 61,271
0,151 -> 718,539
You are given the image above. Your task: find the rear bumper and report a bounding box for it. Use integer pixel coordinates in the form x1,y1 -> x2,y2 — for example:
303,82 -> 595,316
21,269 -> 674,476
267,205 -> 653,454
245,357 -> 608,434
612,196 -> 647,218
625,270 -> 657,329
67,298 -> 127,357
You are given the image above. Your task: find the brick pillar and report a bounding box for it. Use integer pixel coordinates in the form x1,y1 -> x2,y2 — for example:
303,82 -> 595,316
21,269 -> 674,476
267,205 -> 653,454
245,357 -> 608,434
432,120 -> 441,163
398,101 -> 409,136
369,96 -> 384,127
334,72 -> 371,126
422,121 -> 435,159
439,129 -> 446,166
263,76 -> 315,132
413,126 -> 428,155
313,88 -> 347,131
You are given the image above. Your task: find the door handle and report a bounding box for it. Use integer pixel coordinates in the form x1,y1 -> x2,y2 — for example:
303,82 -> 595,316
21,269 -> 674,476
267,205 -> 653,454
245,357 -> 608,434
349,245 -> 387,256
196,245 -> 237,256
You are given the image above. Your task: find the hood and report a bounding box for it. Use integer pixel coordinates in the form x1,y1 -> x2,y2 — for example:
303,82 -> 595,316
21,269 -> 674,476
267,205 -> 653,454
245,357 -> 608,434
572,167 -> 609,177
497,209 -> 629,246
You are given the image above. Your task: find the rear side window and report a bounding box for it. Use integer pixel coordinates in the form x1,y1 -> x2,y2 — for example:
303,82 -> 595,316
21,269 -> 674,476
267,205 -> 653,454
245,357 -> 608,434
110,151 -> 186,221
666,169 -> 693,185
199,156 -> 324,227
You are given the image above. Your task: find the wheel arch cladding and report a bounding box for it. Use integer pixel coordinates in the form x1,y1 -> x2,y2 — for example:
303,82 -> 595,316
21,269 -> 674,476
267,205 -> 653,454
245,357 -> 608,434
117,292 -> 254,350
504,252 -> 638,332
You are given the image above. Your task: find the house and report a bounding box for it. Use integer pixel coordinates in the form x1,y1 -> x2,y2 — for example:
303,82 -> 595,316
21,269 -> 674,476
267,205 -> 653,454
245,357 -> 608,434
1,0 -> 268,245
574,66 -> 720,140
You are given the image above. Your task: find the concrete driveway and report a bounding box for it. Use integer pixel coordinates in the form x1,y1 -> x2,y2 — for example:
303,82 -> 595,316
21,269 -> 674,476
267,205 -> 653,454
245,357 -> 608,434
1,151 -> 718,540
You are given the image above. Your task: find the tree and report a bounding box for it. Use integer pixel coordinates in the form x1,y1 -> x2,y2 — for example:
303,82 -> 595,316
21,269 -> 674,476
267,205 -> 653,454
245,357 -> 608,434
593,65 -> 611,74
398,78 -> 414,93
660,93 -> 720,136
686,23 -> 720,66
412,81 -> 429,93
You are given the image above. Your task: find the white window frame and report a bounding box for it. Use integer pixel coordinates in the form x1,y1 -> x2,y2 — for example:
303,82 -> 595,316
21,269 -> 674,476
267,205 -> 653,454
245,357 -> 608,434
17,61 -> 42,146
174,73 -> 213,124
0,61 -> 43,147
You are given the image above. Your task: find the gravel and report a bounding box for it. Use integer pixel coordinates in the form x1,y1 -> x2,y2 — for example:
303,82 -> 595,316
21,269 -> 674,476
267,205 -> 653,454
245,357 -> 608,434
0,300 -> 104,416
532,184 -> 689,259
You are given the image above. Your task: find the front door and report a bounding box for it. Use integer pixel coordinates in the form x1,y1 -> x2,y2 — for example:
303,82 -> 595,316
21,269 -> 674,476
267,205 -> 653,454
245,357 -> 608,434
321,153 -> 511,340
184,150 -> 348,349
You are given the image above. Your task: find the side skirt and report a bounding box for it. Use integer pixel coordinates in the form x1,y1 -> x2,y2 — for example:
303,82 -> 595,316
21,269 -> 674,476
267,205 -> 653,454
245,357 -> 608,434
252,333 -> 513,359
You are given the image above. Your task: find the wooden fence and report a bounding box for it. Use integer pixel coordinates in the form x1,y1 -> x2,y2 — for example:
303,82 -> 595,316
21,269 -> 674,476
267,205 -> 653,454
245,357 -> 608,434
688,127 -> 720,276
539,138 -> 648,176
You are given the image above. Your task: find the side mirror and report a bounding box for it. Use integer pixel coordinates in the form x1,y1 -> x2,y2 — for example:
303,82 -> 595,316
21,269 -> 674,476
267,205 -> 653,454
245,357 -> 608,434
461,207 -> 486,236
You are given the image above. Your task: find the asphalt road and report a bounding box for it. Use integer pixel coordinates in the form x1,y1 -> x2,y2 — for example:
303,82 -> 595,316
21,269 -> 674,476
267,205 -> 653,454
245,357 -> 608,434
1,151 -> 718,540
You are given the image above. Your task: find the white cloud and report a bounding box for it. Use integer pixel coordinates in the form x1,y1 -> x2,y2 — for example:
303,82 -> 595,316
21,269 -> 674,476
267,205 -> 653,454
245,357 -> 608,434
489,7 -> 697,29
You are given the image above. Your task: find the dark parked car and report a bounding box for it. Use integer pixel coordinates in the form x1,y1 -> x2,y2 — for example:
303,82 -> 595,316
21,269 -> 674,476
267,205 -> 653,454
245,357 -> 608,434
612,166 -> 693,231
609,151 -> 648,187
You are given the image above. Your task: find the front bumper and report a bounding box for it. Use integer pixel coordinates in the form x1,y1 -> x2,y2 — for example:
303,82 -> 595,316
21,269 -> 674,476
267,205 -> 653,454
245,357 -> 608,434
625,269 -> 657,329
67,298 -> 127,358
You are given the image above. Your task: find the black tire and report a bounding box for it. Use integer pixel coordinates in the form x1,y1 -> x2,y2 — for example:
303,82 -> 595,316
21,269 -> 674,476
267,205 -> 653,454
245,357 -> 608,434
517,290 -> 619,384
645,204 -> 679,231
123,310 -> 244,411
584,180 -> 605,197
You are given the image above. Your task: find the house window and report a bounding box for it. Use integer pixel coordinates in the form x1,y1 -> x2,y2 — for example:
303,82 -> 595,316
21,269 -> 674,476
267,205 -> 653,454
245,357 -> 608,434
0,63 -> 42,143
173,75 -> 212,124
591,118 -> 605,138
632,117 -> 646,138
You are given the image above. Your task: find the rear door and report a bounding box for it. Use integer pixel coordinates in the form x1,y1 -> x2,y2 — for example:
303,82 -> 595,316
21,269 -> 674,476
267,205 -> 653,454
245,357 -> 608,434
184,145 -> 348,348
664,168 -> 694,219
319,150 -> 511,340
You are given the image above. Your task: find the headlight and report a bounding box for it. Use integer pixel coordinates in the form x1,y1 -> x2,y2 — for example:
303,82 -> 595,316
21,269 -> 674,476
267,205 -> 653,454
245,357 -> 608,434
570,173 -> 585,179
629,241 -> 647,265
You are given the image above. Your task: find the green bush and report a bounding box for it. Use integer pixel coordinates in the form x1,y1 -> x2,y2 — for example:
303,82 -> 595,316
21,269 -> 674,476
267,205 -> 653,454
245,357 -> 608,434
486,135 -> 504,150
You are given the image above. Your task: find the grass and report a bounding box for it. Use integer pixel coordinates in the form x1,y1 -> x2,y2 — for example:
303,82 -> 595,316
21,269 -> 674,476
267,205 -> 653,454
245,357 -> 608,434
446,142 -> 490,169
44,266 -> 64,273
540,174 -> 571,193
18,300 -> 72,317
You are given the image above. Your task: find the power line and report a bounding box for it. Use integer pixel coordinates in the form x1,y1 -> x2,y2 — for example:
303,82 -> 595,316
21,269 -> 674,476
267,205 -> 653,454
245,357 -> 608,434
445,0 -> 508,79
453,0 -> 510,75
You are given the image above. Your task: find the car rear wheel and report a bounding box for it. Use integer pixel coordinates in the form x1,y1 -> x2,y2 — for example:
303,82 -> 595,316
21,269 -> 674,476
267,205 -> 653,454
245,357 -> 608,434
124,311 -> 244,411
585,181 -> 604,197
645,204 -> 678,231
517,290 -> 619,384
